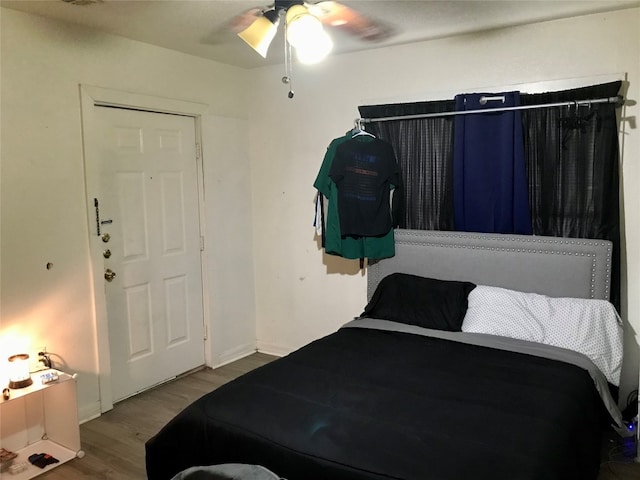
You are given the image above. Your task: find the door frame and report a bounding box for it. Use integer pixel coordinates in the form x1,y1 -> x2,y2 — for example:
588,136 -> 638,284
79,85 -> 209,413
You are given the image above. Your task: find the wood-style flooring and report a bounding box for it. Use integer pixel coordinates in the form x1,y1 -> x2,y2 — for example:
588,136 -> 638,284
38,353 -> 275,480
36,352 -> 640,480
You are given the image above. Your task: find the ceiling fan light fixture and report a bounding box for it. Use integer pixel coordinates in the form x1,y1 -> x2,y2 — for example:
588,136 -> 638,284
237,9 -> 280,58
285,4 -> 324,49
294,29 -> 333,65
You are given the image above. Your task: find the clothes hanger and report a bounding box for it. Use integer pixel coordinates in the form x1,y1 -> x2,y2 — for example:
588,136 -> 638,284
351,118 -> 375,138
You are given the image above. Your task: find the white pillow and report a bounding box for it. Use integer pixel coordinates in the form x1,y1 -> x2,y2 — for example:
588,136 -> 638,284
461,285 -> 623,386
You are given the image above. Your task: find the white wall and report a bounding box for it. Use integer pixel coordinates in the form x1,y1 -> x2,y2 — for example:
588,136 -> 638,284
249,9 -> 640,402
1,6 -> 638,422
0,8 -> 256,420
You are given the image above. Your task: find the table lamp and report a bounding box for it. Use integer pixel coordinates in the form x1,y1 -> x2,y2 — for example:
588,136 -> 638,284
8,354 -> 33,389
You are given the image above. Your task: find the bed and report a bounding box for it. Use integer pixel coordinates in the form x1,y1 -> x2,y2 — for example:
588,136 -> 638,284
145,229 -> 623,480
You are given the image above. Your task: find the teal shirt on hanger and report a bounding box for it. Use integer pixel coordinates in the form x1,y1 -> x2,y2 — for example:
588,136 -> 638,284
313,132 -> 395,261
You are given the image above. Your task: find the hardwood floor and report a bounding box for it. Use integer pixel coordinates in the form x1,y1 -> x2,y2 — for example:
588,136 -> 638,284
39,353 -> 276,480
37,352 -> 640,479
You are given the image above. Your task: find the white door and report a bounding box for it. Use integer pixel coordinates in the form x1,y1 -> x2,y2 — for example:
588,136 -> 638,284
89,106 -> 205,402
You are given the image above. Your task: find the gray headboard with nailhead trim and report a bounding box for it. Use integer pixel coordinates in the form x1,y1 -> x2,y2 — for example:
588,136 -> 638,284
367,229 -> 613,302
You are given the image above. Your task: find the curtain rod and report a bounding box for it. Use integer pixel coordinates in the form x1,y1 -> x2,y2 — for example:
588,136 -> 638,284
358,95 -> 624,124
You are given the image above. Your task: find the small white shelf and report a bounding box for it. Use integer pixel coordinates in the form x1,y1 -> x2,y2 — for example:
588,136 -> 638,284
1,371 -> 75,405
1,369 -> 82,479
1,439 -> 79,480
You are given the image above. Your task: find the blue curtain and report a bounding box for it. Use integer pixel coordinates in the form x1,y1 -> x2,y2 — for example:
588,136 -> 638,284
452,92 -> 532,234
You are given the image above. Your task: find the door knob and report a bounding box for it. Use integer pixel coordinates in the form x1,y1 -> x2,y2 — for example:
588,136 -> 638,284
102,233 -> 111,243
104,269 -> 116,282
103,249 -> 112,259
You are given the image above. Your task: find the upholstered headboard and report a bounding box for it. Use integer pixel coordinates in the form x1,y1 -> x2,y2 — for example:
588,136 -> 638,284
367,230 -> 613,302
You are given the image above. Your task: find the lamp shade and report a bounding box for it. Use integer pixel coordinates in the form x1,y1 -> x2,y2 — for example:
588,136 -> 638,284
238,9 -> 280,58
295,29 -> 333,64
8,354 -> 32,389
286,5 -> 324,49
286,4 -> 332,64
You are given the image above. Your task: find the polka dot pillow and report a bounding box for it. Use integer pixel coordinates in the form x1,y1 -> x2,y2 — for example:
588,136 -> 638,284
461,285 -> 623,386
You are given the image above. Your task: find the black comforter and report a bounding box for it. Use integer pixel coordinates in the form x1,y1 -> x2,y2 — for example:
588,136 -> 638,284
145,326 -> 608,480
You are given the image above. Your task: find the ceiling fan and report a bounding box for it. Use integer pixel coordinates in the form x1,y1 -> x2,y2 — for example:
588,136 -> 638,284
229,1 -> 395,63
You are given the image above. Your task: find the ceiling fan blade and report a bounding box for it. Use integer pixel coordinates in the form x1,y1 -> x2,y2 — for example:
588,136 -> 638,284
226,7 -> 265,34
308,1 -> 395,42
200,7 -> 264,46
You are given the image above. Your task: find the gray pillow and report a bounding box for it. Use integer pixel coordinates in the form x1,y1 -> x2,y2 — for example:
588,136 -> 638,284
171,464 -> 283,480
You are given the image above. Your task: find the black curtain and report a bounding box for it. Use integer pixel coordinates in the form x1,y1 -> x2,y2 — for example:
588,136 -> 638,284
358,81 -> 622,309
358,100 -> 455,231
521,82 -> 622,309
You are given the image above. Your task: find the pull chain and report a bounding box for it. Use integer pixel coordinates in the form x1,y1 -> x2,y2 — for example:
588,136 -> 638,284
282,15 -> 294,99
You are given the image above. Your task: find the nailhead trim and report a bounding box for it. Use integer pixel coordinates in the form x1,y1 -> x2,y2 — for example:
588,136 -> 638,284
368,231 -> 612,300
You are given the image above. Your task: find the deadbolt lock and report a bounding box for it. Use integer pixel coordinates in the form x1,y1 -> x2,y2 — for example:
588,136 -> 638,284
104,269 -> 116,282
103,249 -> 112,259
101,233 -> 111,243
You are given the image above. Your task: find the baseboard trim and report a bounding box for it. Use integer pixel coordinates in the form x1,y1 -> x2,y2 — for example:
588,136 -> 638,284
210,343 -> 257,369
256,341 -> 294,357
79,401 -> 102,424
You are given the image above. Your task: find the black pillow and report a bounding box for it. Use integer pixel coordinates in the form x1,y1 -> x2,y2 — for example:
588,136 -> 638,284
361,273 -> 476,331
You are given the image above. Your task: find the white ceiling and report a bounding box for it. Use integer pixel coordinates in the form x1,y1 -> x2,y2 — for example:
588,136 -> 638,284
2,0 -> 639,69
